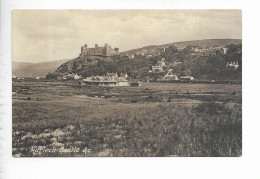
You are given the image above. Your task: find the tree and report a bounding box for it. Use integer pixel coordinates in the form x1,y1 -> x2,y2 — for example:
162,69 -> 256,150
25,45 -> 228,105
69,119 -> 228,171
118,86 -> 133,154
181,68 -> 192,76
183,45 -> 193,54
167,45 -> 179,54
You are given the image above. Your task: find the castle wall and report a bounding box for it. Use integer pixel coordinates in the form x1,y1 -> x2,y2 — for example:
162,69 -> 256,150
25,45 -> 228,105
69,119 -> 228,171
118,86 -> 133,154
80,44 -> 119,57
81,46 -> 104,56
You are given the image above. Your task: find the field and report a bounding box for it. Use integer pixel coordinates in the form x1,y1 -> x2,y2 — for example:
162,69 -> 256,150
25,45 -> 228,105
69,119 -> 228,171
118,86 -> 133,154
12,80 -> 242,157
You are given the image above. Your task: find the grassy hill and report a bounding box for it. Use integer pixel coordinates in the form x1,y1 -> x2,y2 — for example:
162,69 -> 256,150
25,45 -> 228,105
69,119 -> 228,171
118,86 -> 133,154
56,43 -> 241,81
42,39 -> 242,80
12,59 -> 69,77
122,39 -> 242,55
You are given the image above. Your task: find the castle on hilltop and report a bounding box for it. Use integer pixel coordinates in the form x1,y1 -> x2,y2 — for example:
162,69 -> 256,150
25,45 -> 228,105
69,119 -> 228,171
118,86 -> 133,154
79,43 -> 119,57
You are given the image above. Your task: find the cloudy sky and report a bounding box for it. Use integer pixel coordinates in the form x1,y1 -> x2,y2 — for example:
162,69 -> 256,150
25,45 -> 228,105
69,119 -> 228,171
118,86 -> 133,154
12,10 -> 242,63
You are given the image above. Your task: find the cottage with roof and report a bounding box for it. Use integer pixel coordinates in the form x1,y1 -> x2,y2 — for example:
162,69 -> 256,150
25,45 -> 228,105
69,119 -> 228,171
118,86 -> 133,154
81,72 -> 130,87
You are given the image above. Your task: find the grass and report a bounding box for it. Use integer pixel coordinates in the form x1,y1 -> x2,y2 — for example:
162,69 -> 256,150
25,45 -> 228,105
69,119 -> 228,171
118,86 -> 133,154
12,80 -> 242,157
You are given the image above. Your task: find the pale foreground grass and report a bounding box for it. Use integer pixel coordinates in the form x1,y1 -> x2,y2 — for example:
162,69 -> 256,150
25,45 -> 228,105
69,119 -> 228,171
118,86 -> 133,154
13,100 -> 241,157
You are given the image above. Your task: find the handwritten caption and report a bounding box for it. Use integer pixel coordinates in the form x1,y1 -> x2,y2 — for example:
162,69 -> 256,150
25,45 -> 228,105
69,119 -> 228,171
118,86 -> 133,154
30,146 -> 92,154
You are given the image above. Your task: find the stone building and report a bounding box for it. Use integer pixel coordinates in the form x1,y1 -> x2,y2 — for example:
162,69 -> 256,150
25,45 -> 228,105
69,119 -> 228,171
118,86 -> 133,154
191,47 -> 229,56
151,65 -> 164,73
81,72 -> 130,87
149,58 -> 166,73
80,43 -> 119,57
220,48 -> 229,54
226,61 -> 239,70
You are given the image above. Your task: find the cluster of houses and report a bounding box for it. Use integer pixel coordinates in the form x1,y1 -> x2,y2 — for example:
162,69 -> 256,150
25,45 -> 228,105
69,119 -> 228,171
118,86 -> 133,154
149,58 -> 166,73
46,70 -> 143,87
161,69 -> 179,81
81,72 -> 142,87
121,46 -> 229,60
121,52 -> 153,59
12,73 -> 41,81
190,47 -> 229,56
226,61 -> 239,70
148,58 -> 195,81
57,73 -> 82,80
159,69 -> 194,81
12,73 -> 24,82
121,48 -> 166,59
80,72 -> 144,87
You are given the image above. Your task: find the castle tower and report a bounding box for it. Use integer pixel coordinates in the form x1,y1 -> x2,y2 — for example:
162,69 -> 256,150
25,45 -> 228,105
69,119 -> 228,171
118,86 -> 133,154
114,48 -> 119,53
80,44 -> 88,57
103,43 -> 110,56
81,46 -> 84,54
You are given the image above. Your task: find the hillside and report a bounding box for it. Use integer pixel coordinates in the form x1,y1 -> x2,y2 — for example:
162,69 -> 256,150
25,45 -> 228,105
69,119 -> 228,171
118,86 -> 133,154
48,39 -> 242,80
122,39 -> 242,55
12,59 -> 69,77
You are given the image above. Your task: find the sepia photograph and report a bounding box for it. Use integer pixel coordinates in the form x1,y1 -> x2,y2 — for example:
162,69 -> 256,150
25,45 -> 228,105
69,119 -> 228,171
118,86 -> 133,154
12,10 -> 242,157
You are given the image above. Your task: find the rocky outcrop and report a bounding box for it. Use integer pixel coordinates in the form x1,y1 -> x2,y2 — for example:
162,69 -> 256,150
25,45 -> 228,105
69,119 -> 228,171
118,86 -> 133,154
54,56 -> 113,75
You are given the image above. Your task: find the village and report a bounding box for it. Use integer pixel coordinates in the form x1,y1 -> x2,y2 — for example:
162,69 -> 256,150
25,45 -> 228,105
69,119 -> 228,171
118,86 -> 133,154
12,42 -> 241,88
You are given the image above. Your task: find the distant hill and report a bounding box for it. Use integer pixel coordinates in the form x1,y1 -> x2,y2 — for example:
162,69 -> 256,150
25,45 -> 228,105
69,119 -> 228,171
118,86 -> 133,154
12,59 -> 69,77
122,39 -> 242,55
